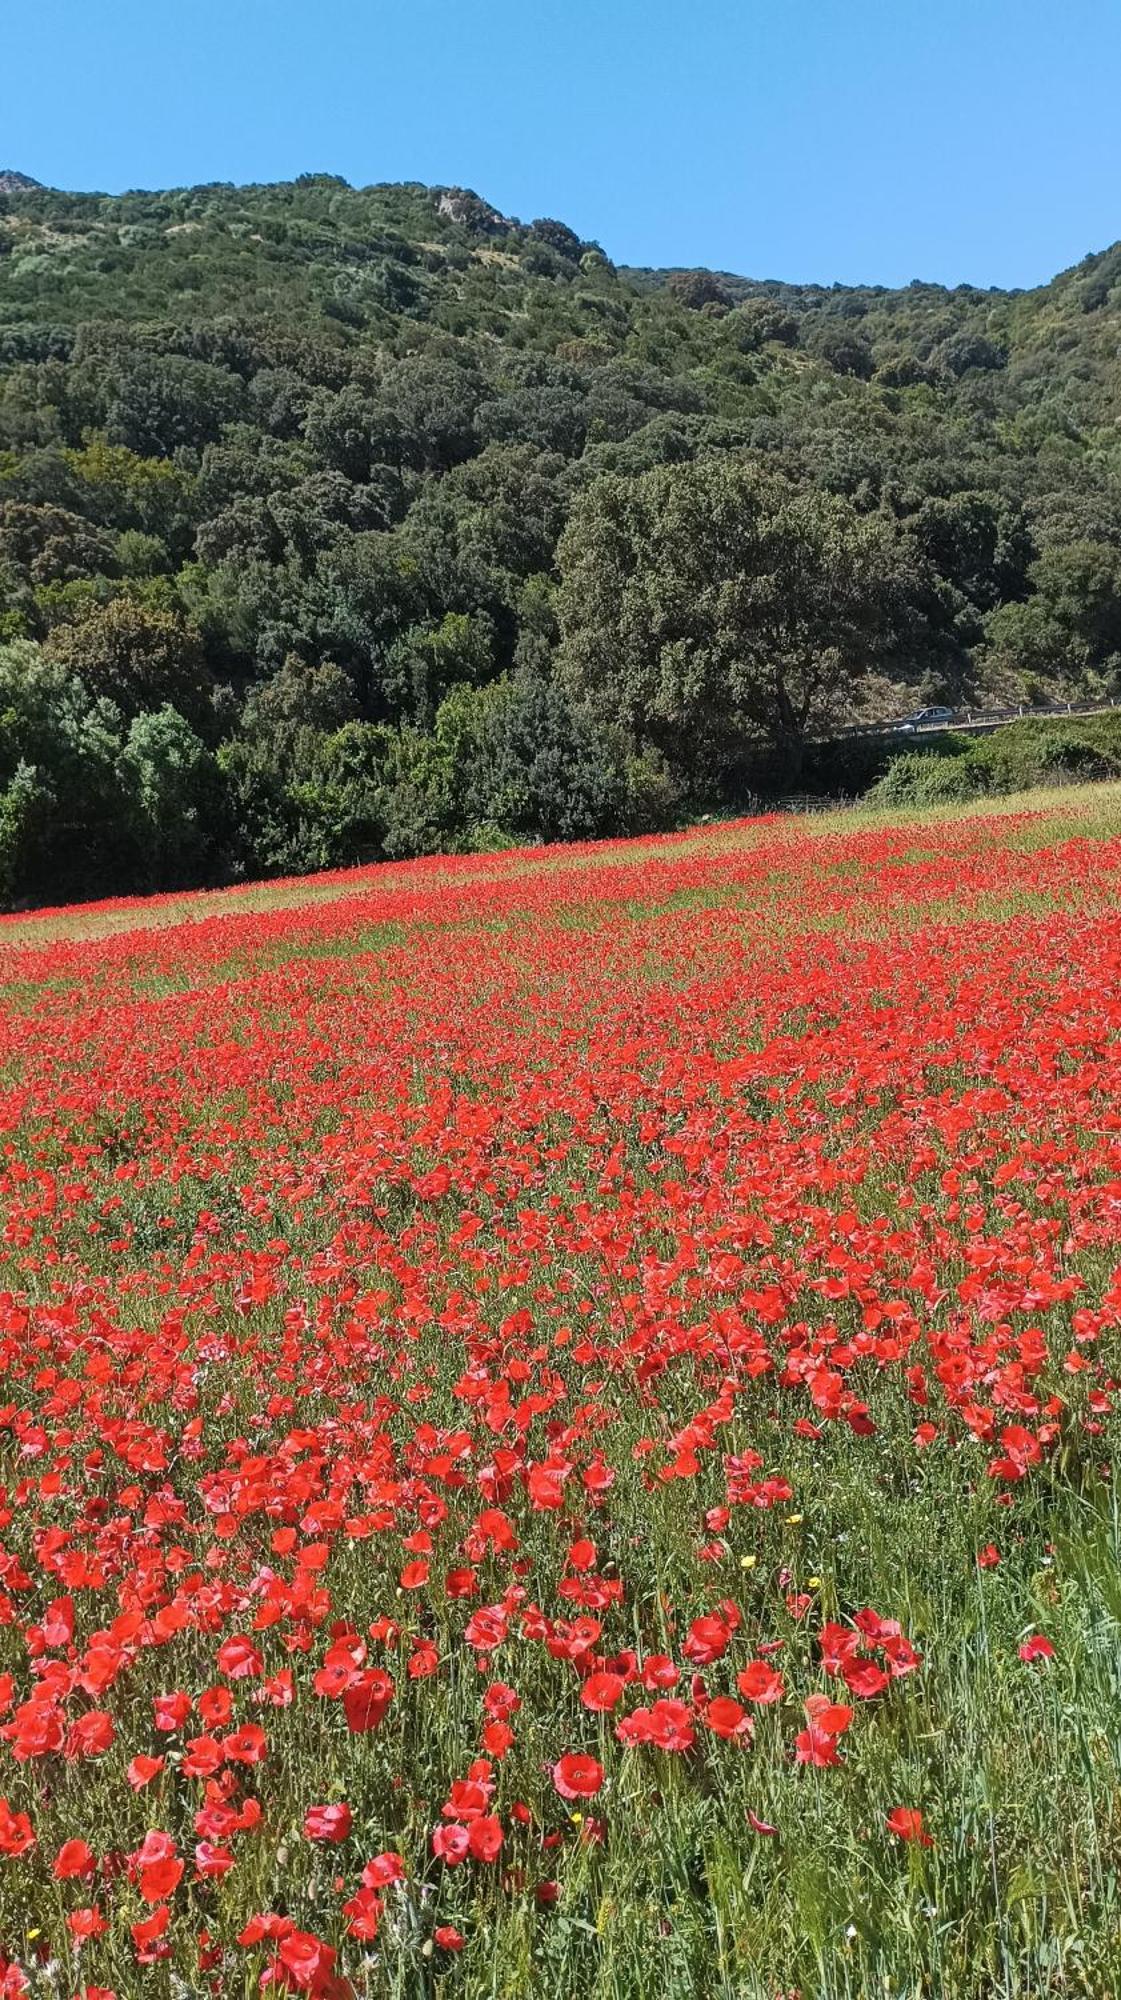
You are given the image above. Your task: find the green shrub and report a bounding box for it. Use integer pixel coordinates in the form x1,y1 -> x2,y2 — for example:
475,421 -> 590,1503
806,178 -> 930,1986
866,750 -> 984,807
1034,730 -> 1120,779
965,714 -> 1121,792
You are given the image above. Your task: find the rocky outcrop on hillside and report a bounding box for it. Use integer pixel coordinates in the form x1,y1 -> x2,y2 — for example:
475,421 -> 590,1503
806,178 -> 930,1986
434,186 -> 512,234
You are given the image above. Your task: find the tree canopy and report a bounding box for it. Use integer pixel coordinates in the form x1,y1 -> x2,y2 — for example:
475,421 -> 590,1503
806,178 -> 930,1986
1,171 -> 1120,903
557,460 -> 917,782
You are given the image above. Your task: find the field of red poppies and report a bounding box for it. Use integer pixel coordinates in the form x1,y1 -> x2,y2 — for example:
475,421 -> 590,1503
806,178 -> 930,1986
1,791 -> 1121,1999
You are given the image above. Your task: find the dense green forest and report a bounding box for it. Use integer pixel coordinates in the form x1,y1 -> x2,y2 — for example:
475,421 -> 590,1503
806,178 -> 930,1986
2,170 -> 1121,904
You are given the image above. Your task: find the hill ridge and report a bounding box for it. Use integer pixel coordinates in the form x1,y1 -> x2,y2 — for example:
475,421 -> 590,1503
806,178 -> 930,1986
0,169 -> 1119,907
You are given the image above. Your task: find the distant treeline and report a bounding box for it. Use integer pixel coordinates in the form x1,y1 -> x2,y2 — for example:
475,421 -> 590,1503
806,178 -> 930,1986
2,174 -> 1121,905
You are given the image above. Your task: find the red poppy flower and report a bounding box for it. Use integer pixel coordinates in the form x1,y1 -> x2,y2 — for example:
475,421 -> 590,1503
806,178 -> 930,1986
683,1614 -> 734,1667
737,1662 -> 785,1705
0,1803 -> 34,1858
217,1635 -> 263,1679
131,1830 -> 183,1904
198,1687 -> 234,1728
221,1723 -> 267,1764
361,1851 -> 406,1888
131,1903 -> 171,1961
581,1670 -> 625,1713
342,1671 -> 394,1735
68,1906 -> 108,1941
467,1814 -> 504,1861
153,1692 -> 191,1733
303,1803 -> 353,1844
432,1823 -> 470,1865
1019,1634 -> 1055,1663
552,1752 -> 605,1800
482,1718 -> 515,1758
704,1696 -> 753,1740
276,1928 -> 339,1991
53,1838 -> 96,1879
66,1709 -> 115,1758
803,1695 -> 854,1735
194,1841 -> 236,1879
795,1725 -> 843,1768
127,1754 -> 165,1790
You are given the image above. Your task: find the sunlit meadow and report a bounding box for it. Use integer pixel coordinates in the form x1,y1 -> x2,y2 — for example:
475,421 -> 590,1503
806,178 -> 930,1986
2,788 -> 1121,1999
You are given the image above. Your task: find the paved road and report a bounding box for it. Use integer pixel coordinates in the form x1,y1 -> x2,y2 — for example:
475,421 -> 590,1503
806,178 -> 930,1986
837,701 -> 1121,743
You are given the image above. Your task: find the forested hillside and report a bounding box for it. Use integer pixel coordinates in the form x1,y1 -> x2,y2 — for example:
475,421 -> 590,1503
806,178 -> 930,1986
2,171 -> 1121,904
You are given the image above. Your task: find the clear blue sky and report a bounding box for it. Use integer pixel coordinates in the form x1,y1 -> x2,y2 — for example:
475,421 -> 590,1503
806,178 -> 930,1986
7,0 -> 1121,289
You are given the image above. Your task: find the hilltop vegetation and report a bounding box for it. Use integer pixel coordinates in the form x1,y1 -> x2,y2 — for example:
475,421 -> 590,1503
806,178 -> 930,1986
2,172 -> 1121,903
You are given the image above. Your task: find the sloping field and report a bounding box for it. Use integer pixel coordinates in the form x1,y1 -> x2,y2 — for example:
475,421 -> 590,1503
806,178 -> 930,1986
2,789 -> 1121,1997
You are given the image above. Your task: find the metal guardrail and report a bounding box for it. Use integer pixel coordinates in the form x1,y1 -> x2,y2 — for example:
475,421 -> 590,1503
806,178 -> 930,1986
826,698 -> 1121,743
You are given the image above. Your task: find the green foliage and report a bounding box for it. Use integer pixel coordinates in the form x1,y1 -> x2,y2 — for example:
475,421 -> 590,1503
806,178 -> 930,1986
983,541 -> 1121,696
218,658 -> 367,875
42,596 -> 213,723
867,713 -> 1121,806
435,673 -> 626,843
374,725 -> 462,859
298,720 -> 392,864
385,609 -> 495,727
62,434 -> 196,549
557,458 -> 915,786
103,352 -> 246,457
120,706 -> 224,887
0,498 -> 117,584
966,713 -> 1121,791
0,639 -> 141,898
0,173 -> 1120,903
866,749 -> 982,807
0,759 -> 52,904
